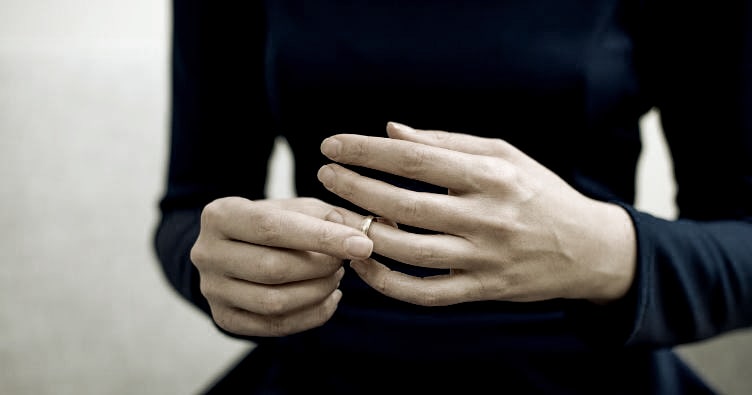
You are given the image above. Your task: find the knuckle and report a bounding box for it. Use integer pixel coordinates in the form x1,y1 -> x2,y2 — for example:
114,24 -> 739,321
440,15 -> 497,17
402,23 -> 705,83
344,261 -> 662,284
397,146 -> 431,178
491,138 -> 516,157
416,287 -> 444,307
476,214 -> 507,239
472,157 -> 503,184
430,129 -> 450,142
258,289 -> 289,315
311,300 -> 337,328
490,272 -> 518,300
201,199 -> 224,229
323,206 -> 345,225
350,140 -> 369,161
254,254 -> 290,284
202,197 -> 245,231
213,308 -> 241,334
490,161 -> 519,186
412,244 -> 439,265
296,197 -> 327,213
266,316 -> 292,337
317,223 -> 341,251
189,243 -> 210,268
320,255 -> 345,276
198,276 -> 213,299
199,276 -> 227,305
252,211 -> 283,244
299,197 -> 324,207
395,196 -> 422,220
334,177 -> 357,201
480,208 -> 521,239
373,273 -> 390,294
467,276 -> 499,301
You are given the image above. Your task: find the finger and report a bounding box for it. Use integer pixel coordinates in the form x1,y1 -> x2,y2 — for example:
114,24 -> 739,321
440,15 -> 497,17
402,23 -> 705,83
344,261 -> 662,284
209,239 -> 343,284
320,133 -> 506,193
206,267 -> 345,316
318,164 -> 473,233
386,122 -> 530,167
257,198 -> 376,238
349,259 -> 478,306
320,209 -> 399,234
213,289 -> 343,337
367,223 -> 476,270
203,198 -> 374,260
267,198 -> 380,243
386,123 -> 565,197
263,197 -> 363,226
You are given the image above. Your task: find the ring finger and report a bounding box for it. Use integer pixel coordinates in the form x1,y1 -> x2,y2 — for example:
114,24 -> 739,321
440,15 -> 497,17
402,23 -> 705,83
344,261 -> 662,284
318,164 -> 472,233
366,222 -> 476,270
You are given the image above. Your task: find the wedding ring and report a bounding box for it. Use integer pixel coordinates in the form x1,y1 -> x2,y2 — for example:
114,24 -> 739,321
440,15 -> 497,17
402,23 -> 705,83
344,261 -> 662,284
359,215 -> 375,237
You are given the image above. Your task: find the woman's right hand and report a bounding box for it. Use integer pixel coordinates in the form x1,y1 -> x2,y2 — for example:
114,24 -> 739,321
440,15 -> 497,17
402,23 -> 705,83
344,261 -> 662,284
190,196 -> 374,337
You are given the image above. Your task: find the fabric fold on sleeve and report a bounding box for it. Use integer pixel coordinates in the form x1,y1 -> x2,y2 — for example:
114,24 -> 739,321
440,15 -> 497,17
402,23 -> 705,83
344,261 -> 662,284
569,203 -> 752,349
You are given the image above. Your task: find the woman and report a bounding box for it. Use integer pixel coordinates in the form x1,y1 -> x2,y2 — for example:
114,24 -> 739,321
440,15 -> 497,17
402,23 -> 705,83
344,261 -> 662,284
154,1 -> 752,393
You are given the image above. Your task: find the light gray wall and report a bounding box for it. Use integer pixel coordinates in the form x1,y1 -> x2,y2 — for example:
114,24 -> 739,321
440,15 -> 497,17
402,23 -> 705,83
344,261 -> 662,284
0,1 -> 749,394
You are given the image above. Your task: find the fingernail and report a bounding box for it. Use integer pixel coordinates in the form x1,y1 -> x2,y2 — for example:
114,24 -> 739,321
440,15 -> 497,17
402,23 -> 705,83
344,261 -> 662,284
336,267 -> 345,280
388,121 -> 411,133
325,209 -> 345,224
344,236 -> 372,259
321,137 -> 342,158
317,165 -> 335,188
332,289 -> 343,303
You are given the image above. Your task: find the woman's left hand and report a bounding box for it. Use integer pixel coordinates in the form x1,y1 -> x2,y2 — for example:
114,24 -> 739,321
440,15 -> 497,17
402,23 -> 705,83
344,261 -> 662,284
317,122 -> 637,306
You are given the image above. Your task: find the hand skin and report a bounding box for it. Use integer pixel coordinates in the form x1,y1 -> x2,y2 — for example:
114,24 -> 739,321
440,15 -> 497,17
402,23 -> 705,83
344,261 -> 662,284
317,122 -> 637,306
190,197 -> 374,337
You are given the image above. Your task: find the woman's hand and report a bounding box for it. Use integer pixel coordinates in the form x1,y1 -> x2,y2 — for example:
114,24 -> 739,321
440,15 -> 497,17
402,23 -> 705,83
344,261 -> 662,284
190,197 -> 373,337
317,122 -> 637,306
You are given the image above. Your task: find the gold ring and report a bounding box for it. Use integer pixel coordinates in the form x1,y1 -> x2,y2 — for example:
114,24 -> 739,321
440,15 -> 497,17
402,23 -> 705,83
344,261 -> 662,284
359,215 -> 375,237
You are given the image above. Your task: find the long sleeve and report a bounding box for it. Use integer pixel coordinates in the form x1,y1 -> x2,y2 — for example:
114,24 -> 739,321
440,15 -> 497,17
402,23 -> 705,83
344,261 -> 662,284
576,1 -> 752,349
153,0 -> 277,316
149,2 -> 750,391
626,1 -> 752,346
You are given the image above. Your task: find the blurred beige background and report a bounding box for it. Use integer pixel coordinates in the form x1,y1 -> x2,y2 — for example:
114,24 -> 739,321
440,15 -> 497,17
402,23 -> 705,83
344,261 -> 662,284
0,1 -> 750,394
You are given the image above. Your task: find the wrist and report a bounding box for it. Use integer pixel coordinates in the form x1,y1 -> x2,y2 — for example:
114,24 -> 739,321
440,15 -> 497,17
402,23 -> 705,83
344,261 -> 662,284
582,200 -> 637,304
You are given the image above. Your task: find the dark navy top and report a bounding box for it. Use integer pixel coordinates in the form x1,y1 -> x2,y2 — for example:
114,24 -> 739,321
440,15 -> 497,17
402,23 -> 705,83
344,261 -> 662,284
154,1 -> 752,393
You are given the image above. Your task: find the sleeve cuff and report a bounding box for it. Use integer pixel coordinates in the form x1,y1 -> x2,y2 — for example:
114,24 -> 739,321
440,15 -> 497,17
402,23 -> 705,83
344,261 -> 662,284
567,201 -> 653,349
